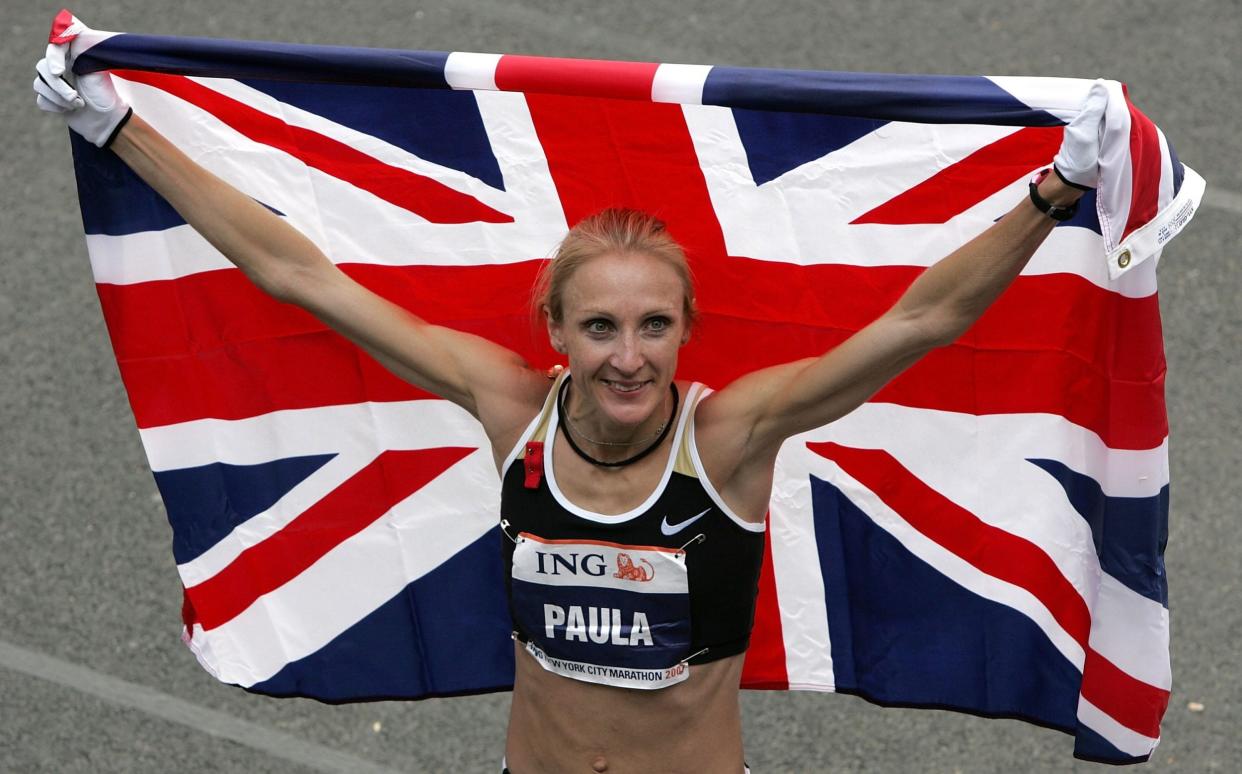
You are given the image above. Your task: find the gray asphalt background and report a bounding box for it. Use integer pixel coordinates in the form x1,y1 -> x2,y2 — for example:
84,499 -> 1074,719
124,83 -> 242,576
2,1 -> 1238,772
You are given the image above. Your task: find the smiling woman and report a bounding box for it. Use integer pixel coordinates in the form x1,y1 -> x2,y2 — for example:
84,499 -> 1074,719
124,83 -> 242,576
499,212 -> 770,771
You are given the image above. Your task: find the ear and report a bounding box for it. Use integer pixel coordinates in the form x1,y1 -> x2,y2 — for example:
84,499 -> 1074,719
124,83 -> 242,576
545,306 -> 565,353
681,301 -> 695,347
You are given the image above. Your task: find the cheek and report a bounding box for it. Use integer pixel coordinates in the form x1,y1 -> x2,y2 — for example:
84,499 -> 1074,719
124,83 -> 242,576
562,336 -> 607,364
649,337 -> 684,364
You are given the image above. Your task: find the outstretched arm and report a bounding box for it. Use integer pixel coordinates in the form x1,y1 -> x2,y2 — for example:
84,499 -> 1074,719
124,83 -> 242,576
34,29 -> 549,441
109,115 -> 546,423
700,85 -> 1106,477
708,170 -> 1083,452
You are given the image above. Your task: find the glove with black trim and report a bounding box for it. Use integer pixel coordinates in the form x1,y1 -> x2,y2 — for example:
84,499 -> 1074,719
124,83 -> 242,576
1052,79 -> 1109,191
32,12 -> 132,148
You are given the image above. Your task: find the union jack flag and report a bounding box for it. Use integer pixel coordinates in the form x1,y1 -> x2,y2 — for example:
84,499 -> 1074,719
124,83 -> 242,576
64,24 -> 1204,764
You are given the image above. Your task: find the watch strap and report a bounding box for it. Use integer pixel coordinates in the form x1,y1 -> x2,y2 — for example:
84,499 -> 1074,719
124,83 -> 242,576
1029,168 -> 1080,222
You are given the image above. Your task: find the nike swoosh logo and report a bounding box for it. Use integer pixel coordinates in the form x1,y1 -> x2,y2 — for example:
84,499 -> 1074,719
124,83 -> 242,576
660,508 -> 712,536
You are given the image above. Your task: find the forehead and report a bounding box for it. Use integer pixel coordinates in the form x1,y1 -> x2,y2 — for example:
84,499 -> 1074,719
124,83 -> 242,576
561,252 -> 684,316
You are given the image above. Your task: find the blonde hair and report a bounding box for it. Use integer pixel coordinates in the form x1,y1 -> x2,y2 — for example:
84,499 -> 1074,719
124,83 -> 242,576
534,208 -> 698,326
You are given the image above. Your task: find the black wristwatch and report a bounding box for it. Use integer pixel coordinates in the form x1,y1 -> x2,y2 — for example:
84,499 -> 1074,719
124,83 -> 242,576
1028,168 -> 1080,222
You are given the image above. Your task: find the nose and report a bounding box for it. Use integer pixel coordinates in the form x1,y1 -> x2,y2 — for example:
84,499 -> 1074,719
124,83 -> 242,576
609,331 -> 644,374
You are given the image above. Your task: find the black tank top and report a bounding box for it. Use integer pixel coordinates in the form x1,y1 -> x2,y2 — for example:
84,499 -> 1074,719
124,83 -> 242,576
500,372 -> 766,689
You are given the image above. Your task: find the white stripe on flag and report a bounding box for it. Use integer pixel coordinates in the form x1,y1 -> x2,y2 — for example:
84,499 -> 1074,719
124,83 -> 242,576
68,29 -> 120,58
768,445 -> 835,690
822,403 -> 1168,499
145,401 -> 490,586
804,450 -> 1087,672
141,399 -> 483,470
174,451 -> 370,588
1095,82 -> 1134,256
680,104 -> 1157,297
111,76 -> 567,285
683,104 -> 1019,265
185,451 -> 499,685
201,77 -> 511,209
1156,127 -> 1175,213
1076,696 -> 1160,759
87,225 -> 232,284
651,63 -> 711,105
86,213 -> 1159,299
984,75 -> 1096,122
444,51 -> 502,91
1089,574 -> 1171,690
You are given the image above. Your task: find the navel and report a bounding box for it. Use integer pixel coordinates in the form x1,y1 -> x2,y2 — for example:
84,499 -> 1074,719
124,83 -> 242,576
591,754 -> 608,772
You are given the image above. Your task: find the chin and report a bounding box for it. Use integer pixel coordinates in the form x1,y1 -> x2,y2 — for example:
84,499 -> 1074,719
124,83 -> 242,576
595,378 -> 663,423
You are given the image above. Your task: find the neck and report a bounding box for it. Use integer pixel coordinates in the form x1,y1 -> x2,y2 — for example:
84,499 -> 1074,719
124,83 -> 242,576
568,391 -> 668,445
559,378 -> 678,468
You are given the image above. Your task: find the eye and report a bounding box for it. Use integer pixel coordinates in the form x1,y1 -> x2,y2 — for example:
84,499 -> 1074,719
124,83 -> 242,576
584,319 -> 612,335
645,316 -> 671,333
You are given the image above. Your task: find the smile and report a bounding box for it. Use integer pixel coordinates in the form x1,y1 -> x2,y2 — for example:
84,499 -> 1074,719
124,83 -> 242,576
602,379 -> 650,393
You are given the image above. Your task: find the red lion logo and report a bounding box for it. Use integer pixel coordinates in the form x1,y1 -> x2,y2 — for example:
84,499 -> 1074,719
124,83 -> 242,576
613,552 -> 654,582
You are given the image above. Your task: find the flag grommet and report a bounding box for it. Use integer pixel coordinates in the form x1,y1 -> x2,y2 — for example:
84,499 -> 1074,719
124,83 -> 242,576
1117,250 -> 1132,268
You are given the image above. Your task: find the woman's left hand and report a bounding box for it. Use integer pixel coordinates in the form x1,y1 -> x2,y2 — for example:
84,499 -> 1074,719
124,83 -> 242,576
1053,79 -> 1110,190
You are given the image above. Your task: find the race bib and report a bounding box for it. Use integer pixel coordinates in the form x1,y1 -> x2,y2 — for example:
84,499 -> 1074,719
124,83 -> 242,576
511,533 -> 692,689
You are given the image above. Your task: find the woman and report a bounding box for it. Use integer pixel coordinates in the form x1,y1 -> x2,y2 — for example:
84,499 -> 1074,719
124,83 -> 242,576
35,28 -> 1102,774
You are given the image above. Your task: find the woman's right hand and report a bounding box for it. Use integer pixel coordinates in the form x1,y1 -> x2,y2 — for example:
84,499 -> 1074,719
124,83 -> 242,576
32,13 -> 133,148
33,11 -> 550,461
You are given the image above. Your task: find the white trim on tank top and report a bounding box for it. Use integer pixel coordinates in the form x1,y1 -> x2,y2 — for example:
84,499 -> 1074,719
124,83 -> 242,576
499,370 -> 565,478
686,388 -> 768,533
542,379 -> 703,523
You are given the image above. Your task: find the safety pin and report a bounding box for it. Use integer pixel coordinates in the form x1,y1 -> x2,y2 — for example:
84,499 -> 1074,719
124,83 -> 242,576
679,533 -> 706,552
499,519 -> 519,543
681,647 -> 709,665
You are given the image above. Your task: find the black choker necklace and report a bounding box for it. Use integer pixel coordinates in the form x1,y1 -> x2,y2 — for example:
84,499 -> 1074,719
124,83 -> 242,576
557,377 -> 678,468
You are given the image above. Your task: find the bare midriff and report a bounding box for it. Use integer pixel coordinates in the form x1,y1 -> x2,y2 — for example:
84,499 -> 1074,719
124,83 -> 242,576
505,643 -> 748,774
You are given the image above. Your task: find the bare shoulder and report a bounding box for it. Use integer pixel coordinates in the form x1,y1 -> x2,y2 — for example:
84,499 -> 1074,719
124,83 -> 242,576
691,364 -> 813,524
475,363 -> 557,470
692,359 -> 815,455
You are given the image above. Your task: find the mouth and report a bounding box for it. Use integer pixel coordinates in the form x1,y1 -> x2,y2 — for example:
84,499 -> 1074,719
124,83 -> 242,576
601,379 -> 652,394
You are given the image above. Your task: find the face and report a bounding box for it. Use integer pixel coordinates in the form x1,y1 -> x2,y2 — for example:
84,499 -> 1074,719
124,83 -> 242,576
547,252 -> 691,433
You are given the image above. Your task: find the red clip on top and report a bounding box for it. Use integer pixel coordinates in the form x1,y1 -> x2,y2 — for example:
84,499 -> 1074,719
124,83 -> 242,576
524,441 -> 544,489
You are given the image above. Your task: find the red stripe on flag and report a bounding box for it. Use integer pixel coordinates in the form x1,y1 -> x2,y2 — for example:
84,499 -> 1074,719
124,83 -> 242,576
184,447 -> 473,632
852,126 -> 1063,224
495,56 -> 659,101
689,265 -> 1167,451
114,70 -> 512,224
521,93 -> 729,264
96,260 -> 1167,449
807,442 -> 1169,739
1121,95 -> 1162,242
741,520 -> 790,689
94,261 -> 552,427
1082,648 -> 1169,741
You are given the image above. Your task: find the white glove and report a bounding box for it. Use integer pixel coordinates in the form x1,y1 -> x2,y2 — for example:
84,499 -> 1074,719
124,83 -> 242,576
32,17 -> 132,148
1052,79 -> 1109,190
